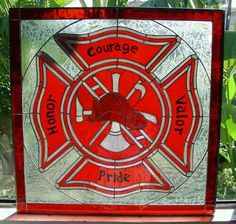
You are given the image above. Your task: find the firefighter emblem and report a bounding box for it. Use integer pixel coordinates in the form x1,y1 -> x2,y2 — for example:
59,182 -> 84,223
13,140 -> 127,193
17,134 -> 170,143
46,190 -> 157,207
31,27 -> 201,197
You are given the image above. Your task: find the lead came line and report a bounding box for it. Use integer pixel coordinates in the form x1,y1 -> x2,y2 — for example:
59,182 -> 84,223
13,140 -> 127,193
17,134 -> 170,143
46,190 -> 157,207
93,76 -> 109,93
82,76 -> 109,101
140,130 -> 152,143
121,125 -> 143,148
83,82 -> 100,100
89,121 -> 110,146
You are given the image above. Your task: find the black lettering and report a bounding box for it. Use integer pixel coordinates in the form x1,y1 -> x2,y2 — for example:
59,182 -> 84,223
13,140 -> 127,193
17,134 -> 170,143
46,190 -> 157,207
114,43 -> 121,51
131,45 -> 138,53
177,105 -> 186,113
103,45 -> 109,52
122,43 -> 129,54
97,170 -> 131,182
48,94 -> 55,102
107,173 -> 112,182
47,110 -> 54,118
46,96 -> 58,135
175,128 -> 183,135
47,103 -> 55,110
175,96 -> 188,135
98,170 -> 105,180
176,95 -> 187,104
87,43 -> 139,56
110,43 -> 115,52
48,118 -> 56,125
117,171 -> 123,182
87,47 -> 95,56
176,119 -> 184,126
47,126 -> 58,135
124,174 -> 130,182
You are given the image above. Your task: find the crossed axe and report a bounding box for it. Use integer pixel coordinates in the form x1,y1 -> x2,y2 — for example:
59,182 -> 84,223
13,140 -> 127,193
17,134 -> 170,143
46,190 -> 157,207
76,73 -> 157,152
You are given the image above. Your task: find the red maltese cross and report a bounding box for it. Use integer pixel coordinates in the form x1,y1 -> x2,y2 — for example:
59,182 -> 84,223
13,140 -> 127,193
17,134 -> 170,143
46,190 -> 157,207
31,27 -> 201,197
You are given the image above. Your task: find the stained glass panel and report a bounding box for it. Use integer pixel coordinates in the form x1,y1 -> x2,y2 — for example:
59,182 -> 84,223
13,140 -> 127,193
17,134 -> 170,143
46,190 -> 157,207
10,8 -> 223,215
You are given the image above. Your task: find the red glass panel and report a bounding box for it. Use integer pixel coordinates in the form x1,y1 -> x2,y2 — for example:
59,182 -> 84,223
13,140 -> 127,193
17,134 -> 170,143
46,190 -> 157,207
10,8 -> 224,215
